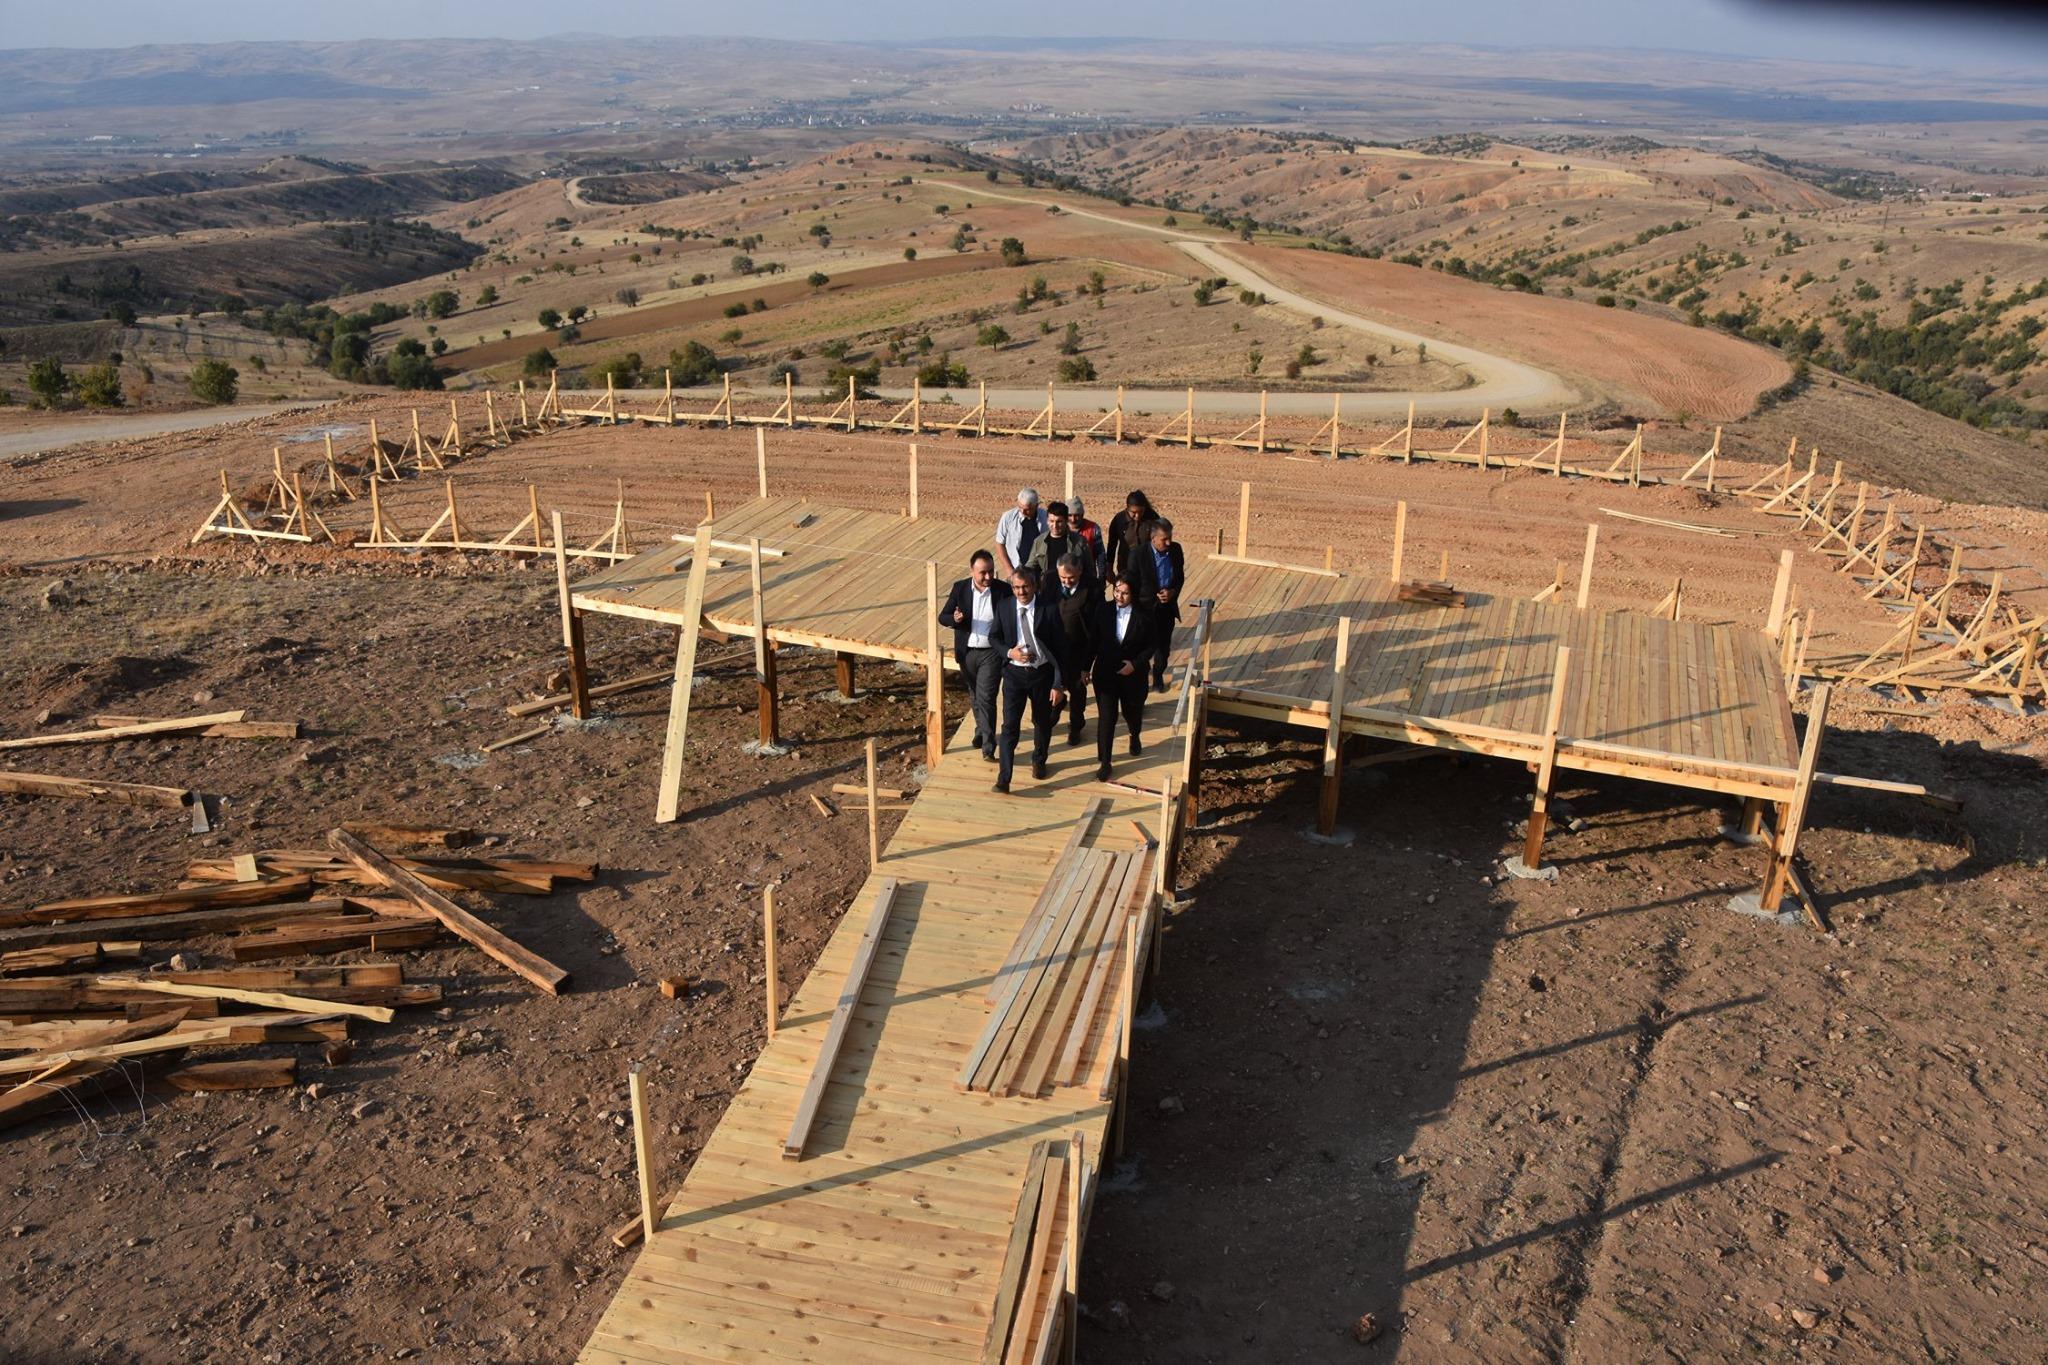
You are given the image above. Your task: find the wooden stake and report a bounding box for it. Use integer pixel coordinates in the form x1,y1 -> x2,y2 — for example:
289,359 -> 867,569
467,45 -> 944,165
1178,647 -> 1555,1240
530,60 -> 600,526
751,537 -> 778,747
1576,524 -> 1598,610
908,443 -> 920,519
1761,684 -> 1832,921
552,511 -> 590,720
756,427 -> 768,498
1390,501 -> 1407,584
925,562 -> 946,767
655,526 -> 713,824
629,1063 -> 659,1242
762,884 -> 779,1038
866,738 -> 880,870
1766,549 -> 1795,638
1317,617 -> 1351,836
1522,647 -> 1572,870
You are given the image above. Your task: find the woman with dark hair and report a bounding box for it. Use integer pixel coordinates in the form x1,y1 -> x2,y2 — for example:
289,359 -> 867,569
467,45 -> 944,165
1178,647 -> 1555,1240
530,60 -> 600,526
1103,489 -> 1159,583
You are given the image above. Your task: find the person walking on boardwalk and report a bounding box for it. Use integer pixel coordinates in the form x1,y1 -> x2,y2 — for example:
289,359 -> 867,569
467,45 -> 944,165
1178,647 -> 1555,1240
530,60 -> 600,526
1068,494 -> 1105,566
1047,554 -> 1098,745
1024,500 -> 1096,584
938,549 -> 1012,761
989,565 -> 1069,793
1103,489 -> 1159,583
993,486 -> 1047,576
1093,575 -> 1153,781
1131,517 -> 1185,691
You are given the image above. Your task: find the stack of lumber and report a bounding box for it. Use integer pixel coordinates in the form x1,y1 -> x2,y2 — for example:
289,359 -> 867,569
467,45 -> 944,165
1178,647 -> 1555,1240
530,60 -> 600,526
1397,580 -> 1467,607
0,825 -> 589,1133
960,844 -> 1148,1098
983,1138 -> 1088,1364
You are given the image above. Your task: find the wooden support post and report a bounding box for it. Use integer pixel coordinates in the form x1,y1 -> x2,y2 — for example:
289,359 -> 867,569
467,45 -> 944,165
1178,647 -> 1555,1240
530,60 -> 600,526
722,372 -> 734,428
1065,1130 -> 1083,1365
1552,411 -> 1567,476
835,652 -> 858,699
762,884 -> 779,1038
847,373 -> 858,432
1115,925 -> 1137,1155
1390,501 -> 1407,584
1064,459 -> 1074,504
1478,408 -> 1490,471
1317,617 -> 1351,836
1113,385 -> 1124,443
751,537 -> 779,748
784,370 -> 795,427
1521,647 -> 1572,870
552,512 -> 591,720
1330,392 -> 1342,459
1738,796 -> 1766,841
655,526 -> 713,824
1402,399 -> 1415,462
1155,778 -> 1174,898
1766,549 -> 1795,639
1183,386 -> 1195,450
925,562 -> 946,768
756,428 -> 768,498
1236,481 -> 1251,559
528,484 -> 544,552
1256,389 -> 1268,454
1761,684 -> 1831,922
911,377 -> 922,435
979,380 -> 989,438
865,738 -> 880,870
605,372 -> 618,424
629,1063 -> 659,1242
908,443 -> 920,519
1576,525 -> 1598,609
705,489 -> 715,523
445,479 -> 461,548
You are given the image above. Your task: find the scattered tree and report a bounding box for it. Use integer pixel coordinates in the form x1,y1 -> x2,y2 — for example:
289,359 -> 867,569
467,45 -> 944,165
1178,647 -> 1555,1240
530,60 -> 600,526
590,352 -> 644,388
74,362 -> 123,408
825,361 -> 882,398
536,307 -> 562,329
999,238 -> 1026,268
422,289 -> 459,319
1058,322 -> 1081,356
1057,355 -> 1096,383
976,323 -> 1011,350
731,254 -> 755,276
522,347 -> 557,377
26,358 -> 69,408
807,271 -> 830,289
475,285 -> 498,306
188,358 -> 239,404
668,340 -> 721,385
614,286 -> 640,308
917,352 -> 970,387
903,246 -> 917,261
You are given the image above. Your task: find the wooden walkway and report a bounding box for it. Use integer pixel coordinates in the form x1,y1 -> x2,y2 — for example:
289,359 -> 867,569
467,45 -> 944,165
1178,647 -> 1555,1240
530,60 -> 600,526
579,706 -> 1178,1364
568,500 -> 1830,1361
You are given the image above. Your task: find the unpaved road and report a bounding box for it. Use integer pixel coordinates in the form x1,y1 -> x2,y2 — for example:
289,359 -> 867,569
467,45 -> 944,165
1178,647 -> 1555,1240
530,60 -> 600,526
0,403 -> 311,462
930,180 -> 1581,417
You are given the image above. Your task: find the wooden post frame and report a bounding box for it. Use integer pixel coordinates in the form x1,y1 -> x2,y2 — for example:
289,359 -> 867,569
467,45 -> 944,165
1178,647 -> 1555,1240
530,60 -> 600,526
1760,683 -> 1832,918
865,738 -> 880,870
1521,647 -> 1573,870
1236,481 -> 1251,559
1390,501 -> 1407,584
1576,524 -> 1599,610
552,511 -> 591,721
1766,549 -> 1795,639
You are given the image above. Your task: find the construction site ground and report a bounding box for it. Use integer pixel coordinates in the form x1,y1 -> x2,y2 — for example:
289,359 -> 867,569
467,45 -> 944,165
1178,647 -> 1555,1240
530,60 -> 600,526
3,400 -> 2046,1361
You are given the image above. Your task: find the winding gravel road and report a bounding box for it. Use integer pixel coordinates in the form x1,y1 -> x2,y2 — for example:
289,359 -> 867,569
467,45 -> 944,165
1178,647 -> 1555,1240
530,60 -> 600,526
928,180 -> 1580,418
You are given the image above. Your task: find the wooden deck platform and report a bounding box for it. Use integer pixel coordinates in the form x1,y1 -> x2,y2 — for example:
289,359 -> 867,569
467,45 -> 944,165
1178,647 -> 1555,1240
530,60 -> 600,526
579,707 -> 1179,1364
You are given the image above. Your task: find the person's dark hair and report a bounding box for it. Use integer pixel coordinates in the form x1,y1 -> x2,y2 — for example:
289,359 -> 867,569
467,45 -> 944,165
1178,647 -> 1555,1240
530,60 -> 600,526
970,549 -> 995,568
1151,517 -> 1174,537
1012,564 -> 1041,587
1124,489 -> 1151,515
1057,553 -> 1084,575
1045,500 -> 1069,518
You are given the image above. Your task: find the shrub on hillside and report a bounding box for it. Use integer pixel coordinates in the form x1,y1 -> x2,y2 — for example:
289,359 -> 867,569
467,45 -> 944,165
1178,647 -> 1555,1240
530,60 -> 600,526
26,357 -> 69,408
74,362 -> 123,409
522,347 -> 557,377
189,359 -> 239,404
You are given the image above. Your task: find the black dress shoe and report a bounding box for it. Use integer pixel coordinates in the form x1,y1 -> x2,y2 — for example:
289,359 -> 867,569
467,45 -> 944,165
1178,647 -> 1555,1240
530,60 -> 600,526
1129,738 -> 1143,756
1096,764 -> 1112,782
1066,729 -> 1083,747
1031,761 -> 1049,781
992,780 -> 1010,794
982,748 -> 997,763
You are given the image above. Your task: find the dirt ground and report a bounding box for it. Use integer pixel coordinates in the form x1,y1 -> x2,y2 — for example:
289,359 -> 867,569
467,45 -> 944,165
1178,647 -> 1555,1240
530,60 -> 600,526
4,406 -> 2047,1363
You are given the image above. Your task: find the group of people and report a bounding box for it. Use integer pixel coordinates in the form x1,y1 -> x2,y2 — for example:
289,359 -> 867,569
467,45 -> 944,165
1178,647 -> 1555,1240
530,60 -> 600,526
941,487 -> 1186,793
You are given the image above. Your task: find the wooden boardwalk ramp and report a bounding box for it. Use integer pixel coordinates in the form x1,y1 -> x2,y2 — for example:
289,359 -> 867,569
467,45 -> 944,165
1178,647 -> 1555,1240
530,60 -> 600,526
579,704 -> 1180,1363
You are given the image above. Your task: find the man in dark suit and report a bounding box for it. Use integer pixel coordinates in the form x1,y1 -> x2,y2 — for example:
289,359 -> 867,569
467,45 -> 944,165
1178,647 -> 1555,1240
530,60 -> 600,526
1129,517 -> 1186,691
1093,575 -> 1153,781
937,550 -> 1011,761
1047,553 -> 1098,746
988,566 -> 1068,793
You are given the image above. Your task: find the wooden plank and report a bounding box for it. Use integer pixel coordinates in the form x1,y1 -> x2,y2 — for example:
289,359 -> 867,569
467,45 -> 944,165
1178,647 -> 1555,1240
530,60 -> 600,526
0,711 -> 248,750
782,878 -> 899,1160
3,876 -> 317,929
164,1057 -> 297,1092
0,770 -> 192,811
97,975 -> 396,1024
326,829 -> 568,996
980,1143 -> 1052,1365
655,525 -> 715,824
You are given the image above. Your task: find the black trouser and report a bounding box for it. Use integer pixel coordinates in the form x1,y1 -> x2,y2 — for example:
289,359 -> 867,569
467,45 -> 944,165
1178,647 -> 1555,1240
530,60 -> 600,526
1095,669 -> 1146,770
1050,670 -> 1089,737
1149,613 -> 1178,684
961,647 -> 1002,754
997,662 -> 1056,785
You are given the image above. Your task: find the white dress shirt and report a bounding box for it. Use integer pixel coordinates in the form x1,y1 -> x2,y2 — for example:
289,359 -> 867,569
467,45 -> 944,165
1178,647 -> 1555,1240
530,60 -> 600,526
968,584 -> 996,648
1115,603 -> 1133,641
1014,600 -> 1043,664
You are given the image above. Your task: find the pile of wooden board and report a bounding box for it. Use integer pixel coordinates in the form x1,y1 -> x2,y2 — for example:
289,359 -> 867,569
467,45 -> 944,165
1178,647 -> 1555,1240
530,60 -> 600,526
0,825 -> 589,1133
960,840 -> 1149,1098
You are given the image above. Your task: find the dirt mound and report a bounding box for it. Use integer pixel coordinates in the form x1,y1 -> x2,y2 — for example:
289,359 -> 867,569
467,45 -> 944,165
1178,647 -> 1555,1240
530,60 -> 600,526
19,651 -> 198,723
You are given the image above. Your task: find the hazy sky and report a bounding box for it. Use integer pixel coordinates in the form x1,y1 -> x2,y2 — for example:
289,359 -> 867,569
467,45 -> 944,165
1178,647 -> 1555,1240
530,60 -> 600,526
2,0 -> 2043,70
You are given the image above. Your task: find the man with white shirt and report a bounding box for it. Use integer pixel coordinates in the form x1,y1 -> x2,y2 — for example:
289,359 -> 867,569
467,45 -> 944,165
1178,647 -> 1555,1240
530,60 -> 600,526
987,565 -> 1069,793
1091,575 -> 1154,782
992,487 -> 1048,576
937,550 -> 1011,761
